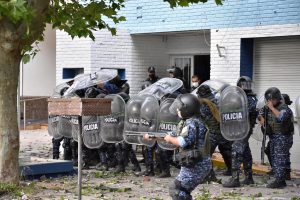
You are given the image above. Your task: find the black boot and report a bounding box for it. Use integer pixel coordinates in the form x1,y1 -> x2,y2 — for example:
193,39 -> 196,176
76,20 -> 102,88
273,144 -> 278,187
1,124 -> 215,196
266,179 -> 286,188
63,138 -> 72,160
71,140 -> 78,166
114,164 -> 125,173
285,169 -> 291,180
52,138 -> 62,159
206,169 -> 221,183
223,170 -> 241,188
142,164 -> 155,176
158,169 -> 171,178
241,171 -> 254,185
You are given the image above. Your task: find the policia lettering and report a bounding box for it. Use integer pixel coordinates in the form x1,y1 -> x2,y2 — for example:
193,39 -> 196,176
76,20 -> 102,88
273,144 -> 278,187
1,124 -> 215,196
222,112 -> 243,122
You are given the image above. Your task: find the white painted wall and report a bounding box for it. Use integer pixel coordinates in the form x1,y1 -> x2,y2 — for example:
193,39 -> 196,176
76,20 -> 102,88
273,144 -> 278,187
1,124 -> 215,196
56,30 -> 92,84
210,23 -> 300,85
21,24 -> 56,96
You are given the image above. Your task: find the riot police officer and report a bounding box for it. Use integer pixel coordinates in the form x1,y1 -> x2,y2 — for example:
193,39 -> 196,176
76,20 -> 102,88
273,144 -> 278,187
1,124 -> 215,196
167,66 -> 188,93
145,66 -> 159,84
197,85 -> 232,180
258,87 -> 293,188
145,94 -> 211,200
223,76 -> 257,188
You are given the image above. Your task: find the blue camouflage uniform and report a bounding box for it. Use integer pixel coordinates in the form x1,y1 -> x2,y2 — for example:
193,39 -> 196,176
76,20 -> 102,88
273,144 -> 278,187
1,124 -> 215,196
232,94 -> 257,174
258,103 -> 293,181
199,95 -> 232,173
169,118 -> 212,200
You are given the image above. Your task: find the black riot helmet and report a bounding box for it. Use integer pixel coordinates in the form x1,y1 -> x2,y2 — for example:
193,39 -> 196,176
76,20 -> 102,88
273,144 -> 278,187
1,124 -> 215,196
197,84 -> 212,98
282,93 -> 292,105
265,87 -> 282,101
169,94 -> 200,119
167,66 -> 183,79
237,76 -> 253,92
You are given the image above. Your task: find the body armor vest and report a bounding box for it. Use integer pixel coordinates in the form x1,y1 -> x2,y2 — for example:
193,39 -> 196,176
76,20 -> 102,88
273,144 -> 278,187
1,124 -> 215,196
266,103 -> 294,135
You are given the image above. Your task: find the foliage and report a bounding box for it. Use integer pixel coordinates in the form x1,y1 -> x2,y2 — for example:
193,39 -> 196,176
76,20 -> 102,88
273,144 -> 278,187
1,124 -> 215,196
164,0 -> 224,8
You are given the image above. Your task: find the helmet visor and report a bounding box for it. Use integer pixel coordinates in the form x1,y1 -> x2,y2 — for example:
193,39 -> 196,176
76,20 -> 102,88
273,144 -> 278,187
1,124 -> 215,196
169,97 -> 184,115
239,81 -> 252,90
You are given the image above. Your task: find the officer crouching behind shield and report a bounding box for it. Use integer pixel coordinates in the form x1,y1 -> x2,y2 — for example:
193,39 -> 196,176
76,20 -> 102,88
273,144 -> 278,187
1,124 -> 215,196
144,94 -> 212,200
258,87 -> 294,188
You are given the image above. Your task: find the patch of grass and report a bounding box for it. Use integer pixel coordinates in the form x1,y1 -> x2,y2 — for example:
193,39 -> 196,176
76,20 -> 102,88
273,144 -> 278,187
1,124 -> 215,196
291,197 -> 300,200
0,182 -> 37,198
195,187 -> 210,200
251,192 -> 263,198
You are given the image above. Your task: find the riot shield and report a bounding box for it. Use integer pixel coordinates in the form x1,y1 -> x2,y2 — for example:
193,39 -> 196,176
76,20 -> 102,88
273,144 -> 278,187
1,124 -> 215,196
71,116 -> 80,142
138,78 -> 183,99
52,82 -> 70,98
48,115 -> 63,139
252,95 -> 265,141
57,115 -> 73,138
123,96 -> 143,145
219,86 -> 249,141
157,98 -> 180,150
296,96 -> 300,135
137,95 -> 160,147
191,79 -> 230,100
100,94 -> 126,143
82,115 -> 103,149
64,69 -> 118,97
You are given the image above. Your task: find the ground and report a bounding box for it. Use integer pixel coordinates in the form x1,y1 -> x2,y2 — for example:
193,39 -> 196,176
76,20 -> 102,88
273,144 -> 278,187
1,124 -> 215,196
2,129 -> 300,200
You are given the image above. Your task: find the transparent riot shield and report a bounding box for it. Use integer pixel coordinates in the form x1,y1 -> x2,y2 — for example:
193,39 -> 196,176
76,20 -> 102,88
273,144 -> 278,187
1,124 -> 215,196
64,69 -> 118,97
57,115 -> 73,138
252,95 -> 265,141
137,95 -> 160,147
100,94 -> 126,143
157,98 -> 180,150
191,79 -> 230,100
123,96 -> 144,145
71,116 -> 80,142
296,96 -> 300,135
82,116 -> 103,149
138,78 -> 183,99
48,115 -> 63,139
219,86 -> 249,141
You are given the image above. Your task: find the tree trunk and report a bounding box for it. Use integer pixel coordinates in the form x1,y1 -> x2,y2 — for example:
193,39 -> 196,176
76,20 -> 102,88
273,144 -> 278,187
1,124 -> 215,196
0,47 -> 21,184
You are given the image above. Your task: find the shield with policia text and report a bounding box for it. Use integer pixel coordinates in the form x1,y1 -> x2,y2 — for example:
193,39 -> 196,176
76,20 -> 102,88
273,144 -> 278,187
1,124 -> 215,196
219,86 -> 249,141
124,78 -> 183,145
71,116 -> 80,141
48,115 -> 63,139
100,94 -> 126,143
157,98 -> 181,150
296,96 -> 300,135
123,96 -> 144,145
82,115 -> 103,149
57,115 -> 73,138
137,94 -> 160,147
48,82 -> 71,139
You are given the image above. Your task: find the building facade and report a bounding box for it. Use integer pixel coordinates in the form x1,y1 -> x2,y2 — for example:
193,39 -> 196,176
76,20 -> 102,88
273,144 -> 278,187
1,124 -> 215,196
56,0 -> 300,105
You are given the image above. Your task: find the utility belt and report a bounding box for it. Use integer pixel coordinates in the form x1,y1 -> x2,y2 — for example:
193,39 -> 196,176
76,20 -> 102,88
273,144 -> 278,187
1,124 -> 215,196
174,149 -> 208,168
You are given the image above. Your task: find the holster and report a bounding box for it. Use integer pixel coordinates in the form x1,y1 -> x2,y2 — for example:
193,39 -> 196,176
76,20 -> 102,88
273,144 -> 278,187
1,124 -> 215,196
174,149 -> 204,168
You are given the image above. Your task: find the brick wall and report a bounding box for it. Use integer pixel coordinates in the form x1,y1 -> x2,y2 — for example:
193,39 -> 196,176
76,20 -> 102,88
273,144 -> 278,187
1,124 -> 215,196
210,23 -> 300,85
117,0 -> 300,34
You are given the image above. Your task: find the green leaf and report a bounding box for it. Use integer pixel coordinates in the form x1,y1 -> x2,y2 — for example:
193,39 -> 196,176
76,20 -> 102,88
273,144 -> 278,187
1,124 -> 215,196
22,54 -> 31,64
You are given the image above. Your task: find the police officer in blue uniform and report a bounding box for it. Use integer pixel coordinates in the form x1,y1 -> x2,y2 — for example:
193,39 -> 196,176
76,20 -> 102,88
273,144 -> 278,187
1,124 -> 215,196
197,85 -> 233,180
145,94 -> 211,200
223,76 -> 257,187
258,88 -> 294,188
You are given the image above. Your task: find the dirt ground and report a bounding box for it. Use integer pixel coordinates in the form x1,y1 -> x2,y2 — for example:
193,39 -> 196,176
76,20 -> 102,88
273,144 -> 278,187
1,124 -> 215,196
8,130 -> 300,200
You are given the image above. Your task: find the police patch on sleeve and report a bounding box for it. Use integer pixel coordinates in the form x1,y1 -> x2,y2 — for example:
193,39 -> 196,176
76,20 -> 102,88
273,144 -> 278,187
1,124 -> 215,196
180,126 -> 188,136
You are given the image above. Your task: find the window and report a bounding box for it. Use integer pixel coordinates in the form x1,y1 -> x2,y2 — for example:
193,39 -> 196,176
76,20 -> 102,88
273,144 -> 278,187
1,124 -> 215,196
62,68 -> 84,79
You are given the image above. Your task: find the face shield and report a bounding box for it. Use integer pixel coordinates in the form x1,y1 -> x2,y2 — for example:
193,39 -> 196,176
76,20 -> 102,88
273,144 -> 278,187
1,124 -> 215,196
239,81 -> 252,91
169,96 -> 184,115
